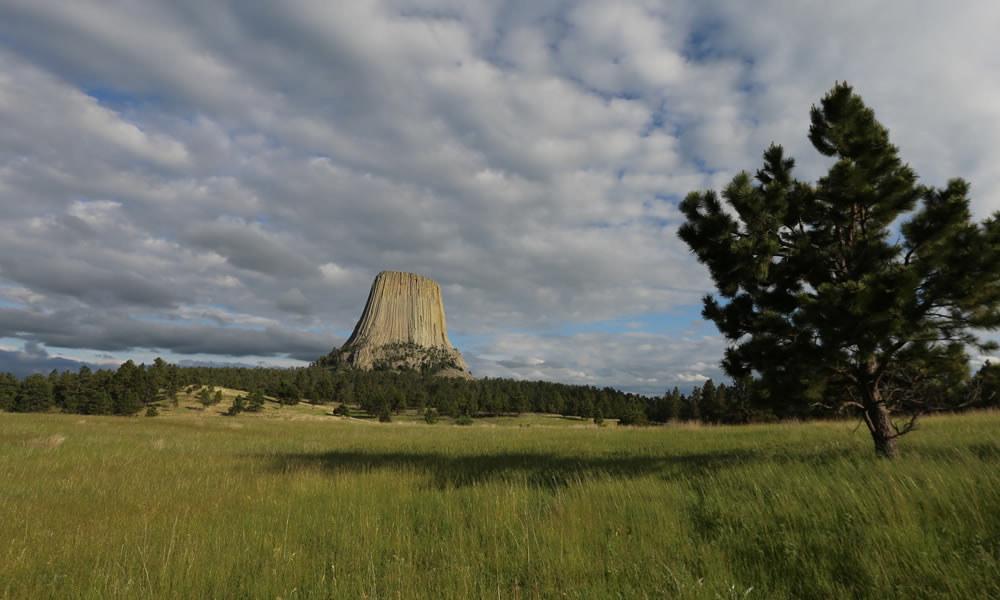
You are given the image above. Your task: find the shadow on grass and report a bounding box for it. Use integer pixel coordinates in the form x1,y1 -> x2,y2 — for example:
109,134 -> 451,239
263,448 -> 765,490
257,432 -> 1000,490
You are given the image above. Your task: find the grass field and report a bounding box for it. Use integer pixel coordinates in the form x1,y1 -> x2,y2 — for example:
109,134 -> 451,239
1,408 -> 998,599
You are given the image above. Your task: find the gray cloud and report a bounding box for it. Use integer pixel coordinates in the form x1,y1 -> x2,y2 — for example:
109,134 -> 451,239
0,307 -> 339,361
0,1 -> 998,392
465,330 -> 726,396
182,220 -> 319,278
0,255 -> 180,308
0,347 -> 100,378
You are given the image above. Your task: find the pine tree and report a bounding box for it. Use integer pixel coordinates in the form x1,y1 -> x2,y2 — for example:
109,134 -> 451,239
276,381 -> 301,406
666,387 -> 682,422
227,394 -> 246,416
972,362 -> 1000,408
0,372 -> 18,411
245,389 -> 266,412
15,374 -> 53,412
114,389 -> 143,416
197,387 -> 214,409
701,379 -> 719,423
682,386 -> 702,422
510,387 -> 529,415
678,83 -> 1000,457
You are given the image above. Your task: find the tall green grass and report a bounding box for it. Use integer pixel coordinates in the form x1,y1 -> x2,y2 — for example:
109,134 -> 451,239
1,412 -> 998,598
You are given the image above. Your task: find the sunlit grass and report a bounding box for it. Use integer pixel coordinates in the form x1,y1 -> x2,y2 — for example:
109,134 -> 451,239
1,411 -> 998,598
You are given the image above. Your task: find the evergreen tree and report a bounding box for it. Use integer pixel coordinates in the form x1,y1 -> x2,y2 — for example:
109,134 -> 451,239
334,379 -> 355,406
412,388 -> 429,413
616,396 -> 648,426
510,387 -> 528,415
726,376 -> 754,423
678,83 -> 1000,457
15,374 -> 52,412
197,387 -> 214,409
114,389 -> 143,416
81,387 -> 112,415
313,377 -> 335,404
51,370 -> 75,412
700,379 -> 719,423
227,394 -> 246,416
714,384 -> 729,423
682,386 -> 702,422
389,388 -> 406,413
276,381 -> 301,406
666,387 -> 682,422
0,372 -> 18,411
972,361 -> 1000,409
245,388 -> 266,412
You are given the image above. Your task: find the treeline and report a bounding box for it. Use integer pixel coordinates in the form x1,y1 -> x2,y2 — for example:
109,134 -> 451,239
2,358 -> 998,422
0,359 -> 643,420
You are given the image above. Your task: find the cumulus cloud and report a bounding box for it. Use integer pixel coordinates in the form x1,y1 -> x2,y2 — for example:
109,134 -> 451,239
0,1 -> 998,391
464,330 -> 726,396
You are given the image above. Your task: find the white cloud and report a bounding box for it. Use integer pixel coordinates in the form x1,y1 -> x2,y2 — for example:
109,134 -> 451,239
0,1 -> 998,391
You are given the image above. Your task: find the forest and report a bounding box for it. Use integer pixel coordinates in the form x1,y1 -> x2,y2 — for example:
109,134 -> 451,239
2,356 -> 997,423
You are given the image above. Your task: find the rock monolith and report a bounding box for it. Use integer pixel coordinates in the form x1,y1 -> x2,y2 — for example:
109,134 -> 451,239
324,271 -> 469,376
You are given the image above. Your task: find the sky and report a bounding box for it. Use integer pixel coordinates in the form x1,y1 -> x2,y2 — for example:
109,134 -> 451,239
1,1 -> 999,395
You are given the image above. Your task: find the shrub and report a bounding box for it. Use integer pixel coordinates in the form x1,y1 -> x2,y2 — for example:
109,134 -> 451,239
332,404 -> 351,418
145,405 -> 159,417
455,415 -> 473,426
424,408 -> 439,424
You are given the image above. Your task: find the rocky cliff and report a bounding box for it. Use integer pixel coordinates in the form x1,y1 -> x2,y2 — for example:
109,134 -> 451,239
323,271 -> 469,376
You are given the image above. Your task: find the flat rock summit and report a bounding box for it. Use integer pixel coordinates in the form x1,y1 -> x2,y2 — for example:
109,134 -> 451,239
321,271 -> 470,377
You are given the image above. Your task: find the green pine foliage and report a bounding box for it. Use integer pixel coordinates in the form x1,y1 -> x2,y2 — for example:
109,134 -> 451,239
226,395 -> 246,416
678,83 -> 1000,456
0,372 -> 19,411
14,374 -> 52,413
244,389 -> 266,413
0,351 -> 987,426
196,387 -> 215,409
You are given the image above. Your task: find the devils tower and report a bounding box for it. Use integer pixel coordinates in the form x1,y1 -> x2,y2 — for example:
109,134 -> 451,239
322,271 -> 469,376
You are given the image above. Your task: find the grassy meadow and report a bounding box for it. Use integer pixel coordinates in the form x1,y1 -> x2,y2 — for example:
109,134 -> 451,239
1,405 -> 998,599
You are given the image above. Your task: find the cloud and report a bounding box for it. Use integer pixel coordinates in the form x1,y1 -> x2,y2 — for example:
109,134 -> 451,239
0,307 -> 340,362
277,288 -> 312,315
464,330 -> 726,395
0,1 -> 998,392
0,346 -> 100,378
182,219 -> 319,278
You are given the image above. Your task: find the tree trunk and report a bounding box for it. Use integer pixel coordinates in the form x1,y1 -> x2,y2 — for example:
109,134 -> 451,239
861,358 -> 900,458
865,402 -> 899,459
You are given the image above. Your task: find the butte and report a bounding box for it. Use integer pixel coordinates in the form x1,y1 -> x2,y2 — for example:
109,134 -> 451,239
319,270 -> 472,378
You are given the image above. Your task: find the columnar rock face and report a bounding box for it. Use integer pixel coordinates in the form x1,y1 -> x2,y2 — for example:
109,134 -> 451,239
330,271 -> 469,375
